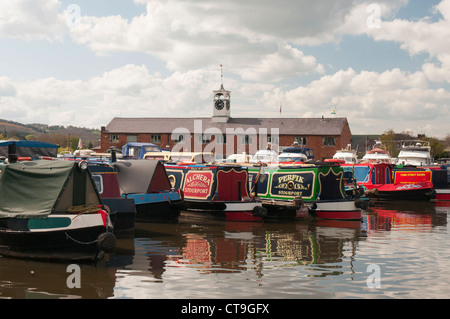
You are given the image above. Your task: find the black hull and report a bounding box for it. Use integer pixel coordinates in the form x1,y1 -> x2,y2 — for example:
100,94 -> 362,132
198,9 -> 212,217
102,198 -> 136,233
0,225 -> 114,262
261,201 -> 300,221
181,200 -> 266,222
135,200 -> 182,223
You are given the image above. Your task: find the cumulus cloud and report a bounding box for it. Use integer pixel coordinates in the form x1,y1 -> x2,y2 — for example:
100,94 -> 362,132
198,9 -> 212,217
68,0 -> 359,80
343,0 -> 450,83
0,0 -> 67,41
261,68 -> 450,137
0,65 -> 223,127
1,0 -> 450,138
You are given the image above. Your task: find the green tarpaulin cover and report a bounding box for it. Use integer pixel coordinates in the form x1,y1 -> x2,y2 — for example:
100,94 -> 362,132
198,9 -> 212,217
0,160 -> 101,218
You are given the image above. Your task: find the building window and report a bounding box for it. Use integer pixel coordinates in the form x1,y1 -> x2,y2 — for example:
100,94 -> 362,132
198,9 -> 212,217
109,134 -> 120,143
295,136 -> 307,145
127,135 -> 137,143
268,135 -> 279,145
198,134 -> 211,144
151,134 -> 161,143
216,134 -> 226,144
241,135 -> 253,145
173,134 -> 186,143
323,137 -> 336,146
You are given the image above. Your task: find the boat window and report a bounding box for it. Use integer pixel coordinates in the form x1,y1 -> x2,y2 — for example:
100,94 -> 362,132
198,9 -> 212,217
371,168 -> 376,184
353,166 -> 371,183
92,175 -> 103,195
144,146 -> 161,152
385,167 -> 391,184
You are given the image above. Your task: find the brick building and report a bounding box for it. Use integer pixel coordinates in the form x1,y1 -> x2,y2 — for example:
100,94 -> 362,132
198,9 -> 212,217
100,84 -> 352,161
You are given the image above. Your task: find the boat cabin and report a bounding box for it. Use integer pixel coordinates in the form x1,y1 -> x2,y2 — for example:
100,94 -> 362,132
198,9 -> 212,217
249,150 -> 278,163
144,151 -> 215,164
280,146 -> 314,161
122,142 -> 163,159
396,140 -> 435,166
165,164 -> 252,202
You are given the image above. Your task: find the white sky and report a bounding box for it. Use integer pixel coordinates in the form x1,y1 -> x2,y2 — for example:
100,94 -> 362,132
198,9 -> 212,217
0,0 -> 449,138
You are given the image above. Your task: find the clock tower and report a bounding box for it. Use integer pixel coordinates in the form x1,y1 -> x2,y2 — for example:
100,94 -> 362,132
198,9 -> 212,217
212,65 -> 231,123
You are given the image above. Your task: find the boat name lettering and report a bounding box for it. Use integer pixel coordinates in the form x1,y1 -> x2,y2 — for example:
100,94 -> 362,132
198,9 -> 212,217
183,171 -> 214,200
274,182 -> 310,191
277,174 -> 304,184
396,184 -> 421,190
185,173 -> 211,186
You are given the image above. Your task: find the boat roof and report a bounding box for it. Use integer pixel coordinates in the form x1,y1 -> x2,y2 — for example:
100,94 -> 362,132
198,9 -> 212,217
0,140 -> 59,159
366,148 -> 390,155
282,147 -> 313,153
112,160 -> 172,194
0,160 -> 101,218
0,140 -> 59,148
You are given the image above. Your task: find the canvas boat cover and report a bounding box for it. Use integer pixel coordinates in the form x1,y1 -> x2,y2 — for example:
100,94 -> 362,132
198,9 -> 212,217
0,160 -> 101,218
0,140 -> 59,159
112,160 -> 172,194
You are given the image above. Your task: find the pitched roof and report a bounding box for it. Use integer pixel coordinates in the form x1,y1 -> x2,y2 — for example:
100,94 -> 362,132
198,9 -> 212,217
104,117 -> 349,136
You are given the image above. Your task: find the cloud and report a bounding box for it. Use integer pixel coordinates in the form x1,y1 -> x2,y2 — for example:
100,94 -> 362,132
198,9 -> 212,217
1,0 -> 449,139
69,0 -> 361,80
0,65 -> 224,127
342,0 -> 450,83
0,0 -> 67,41
262,68 -> 449,137
0,62 -> 448,137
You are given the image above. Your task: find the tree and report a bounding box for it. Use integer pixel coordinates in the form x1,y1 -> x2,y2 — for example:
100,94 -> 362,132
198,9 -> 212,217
379,129 -> 399,157
419,136 -> 444,159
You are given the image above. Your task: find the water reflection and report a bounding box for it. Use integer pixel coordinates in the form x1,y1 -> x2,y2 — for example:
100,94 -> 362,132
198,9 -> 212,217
0,202 -> 448,299
365,201 -> 447,232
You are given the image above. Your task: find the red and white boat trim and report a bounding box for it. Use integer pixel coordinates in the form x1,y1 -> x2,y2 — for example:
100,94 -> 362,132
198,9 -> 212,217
435,189 -> 450,201
306,199 -> 363,221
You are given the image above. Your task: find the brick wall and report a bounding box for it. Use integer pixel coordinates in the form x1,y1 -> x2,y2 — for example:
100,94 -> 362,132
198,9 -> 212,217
101,126 -> 352,161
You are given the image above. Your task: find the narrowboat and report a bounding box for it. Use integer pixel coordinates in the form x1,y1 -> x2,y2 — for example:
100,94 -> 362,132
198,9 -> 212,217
0,160 -> 116,261
392,166 -> 449,202
280,143 -> 315,161
121,142 -> 163,159
112,160 -> 183,223
248,163 -> 364,221
0,140 -> 58,160
165,163 -> 267,222
342,163 -> 436,201
88,162 -> 136,232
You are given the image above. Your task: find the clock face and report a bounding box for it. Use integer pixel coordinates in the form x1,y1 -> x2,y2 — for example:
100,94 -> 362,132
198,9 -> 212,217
215,100 -> 224,110
225,100 -> 230,110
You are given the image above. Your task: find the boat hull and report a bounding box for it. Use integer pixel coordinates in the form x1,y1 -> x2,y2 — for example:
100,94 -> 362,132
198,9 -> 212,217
306,199 -> 363,221
183,201 -> 266,222
365,183 -> 436,201
101,197 -> 136,232
260,199 -> 302,221
125,192 -> 183,223
0,214 -> 115,262
435,189 -> 450,201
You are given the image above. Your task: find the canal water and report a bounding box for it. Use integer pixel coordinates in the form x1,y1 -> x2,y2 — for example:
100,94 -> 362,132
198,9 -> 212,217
0,201 -> 449,301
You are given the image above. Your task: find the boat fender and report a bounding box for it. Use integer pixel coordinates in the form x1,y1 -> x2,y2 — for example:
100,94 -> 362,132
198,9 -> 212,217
364,188 -> 379,197
97,232 -> 116,253
253,206 -> 267,217
426,189 -> 436,199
